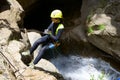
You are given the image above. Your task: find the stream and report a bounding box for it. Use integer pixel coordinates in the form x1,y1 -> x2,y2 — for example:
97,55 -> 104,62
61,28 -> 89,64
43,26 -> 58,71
28,31 -> 120,80
51,54 -> 120,80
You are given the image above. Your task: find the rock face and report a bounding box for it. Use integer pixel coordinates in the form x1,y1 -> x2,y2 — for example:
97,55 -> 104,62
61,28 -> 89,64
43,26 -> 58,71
84,0 -> 120,61
1,0 -> 120,79
0,0 -> 64,80
0,0 -> 23,30
61,0 -> 120,63
17,0 -> 38,10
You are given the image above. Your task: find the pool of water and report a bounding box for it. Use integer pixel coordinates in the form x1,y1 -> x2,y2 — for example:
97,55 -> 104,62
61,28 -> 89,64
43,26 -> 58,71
51,55 -> 120,80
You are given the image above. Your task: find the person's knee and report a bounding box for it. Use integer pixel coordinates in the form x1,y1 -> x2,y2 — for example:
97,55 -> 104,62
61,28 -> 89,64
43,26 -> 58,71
44,46 -> 49,50
35,38 -> 45,45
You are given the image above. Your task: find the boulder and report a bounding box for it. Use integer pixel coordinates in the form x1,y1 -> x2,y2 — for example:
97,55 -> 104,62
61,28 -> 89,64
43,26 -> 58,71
86,1 -> 120,61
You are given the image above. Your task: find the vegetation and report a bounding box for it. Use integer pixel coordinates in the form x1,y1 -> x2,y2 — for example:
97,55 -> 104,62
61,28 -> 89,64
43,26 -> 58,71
90,71 -> 107,80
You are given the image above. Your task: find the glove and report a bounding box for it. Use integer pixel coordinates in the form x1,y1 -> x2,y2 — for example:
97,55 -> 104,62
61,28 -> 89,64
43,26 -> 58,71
44,29 -> 52,35
21,50 -> 30,56
44,29 -> 48,34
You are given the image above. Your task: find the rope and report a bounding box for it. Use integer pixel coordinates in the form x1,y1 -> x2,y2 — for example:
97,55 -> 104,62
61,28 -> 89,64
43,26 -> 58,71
0,47 -> 25,80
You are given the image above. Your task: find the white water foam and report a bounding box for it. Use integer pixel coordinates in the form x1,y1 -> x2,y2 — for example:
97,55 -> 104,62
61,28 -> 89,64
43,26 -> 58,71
51,55 -> 120,80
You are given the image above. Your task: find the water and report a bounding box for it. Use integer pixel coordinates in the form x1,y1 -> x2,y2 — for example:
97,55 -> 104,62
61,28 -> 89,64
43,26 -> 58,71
50,55 -> 120,80
27,31 -> 120,80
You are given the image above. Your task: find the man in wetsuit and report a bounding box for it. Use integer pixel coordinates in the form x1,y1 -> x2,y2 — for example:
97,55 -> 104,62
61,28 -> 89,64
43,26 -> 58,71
26,9 -> 64,68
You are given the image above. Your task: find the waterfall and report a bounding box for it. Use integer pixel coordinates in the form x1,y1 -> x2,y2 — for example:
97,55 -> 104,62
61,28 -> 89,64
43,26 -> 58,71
50,54 -> 120,80
27,31 -> 120,80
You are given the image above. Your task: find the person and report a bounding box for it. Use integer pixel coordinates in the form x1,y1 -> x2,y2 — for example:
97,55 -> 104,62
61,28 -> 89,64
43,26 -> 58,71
22,9 -> 64,68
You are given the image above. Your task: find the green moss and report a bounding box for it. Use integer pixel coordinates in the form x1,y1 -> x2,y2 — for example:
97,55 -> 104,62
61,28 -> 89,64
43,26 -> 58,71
87,24 -> 105,36
88,26 -> 94,33
98,24 -> 105,30
90,71 -> 107,80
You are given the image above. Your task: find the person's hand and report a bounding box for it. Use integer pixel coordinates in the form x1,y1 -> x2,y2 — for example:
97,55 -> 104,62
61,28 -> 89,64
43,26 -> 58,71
44,29 -> 52,35
44,29 -> 48,34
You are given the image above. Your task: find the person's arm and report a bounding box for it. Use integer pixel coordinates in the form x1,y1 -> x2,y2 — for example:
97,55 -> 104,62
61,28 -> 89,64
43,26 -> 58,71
50,29 -> 64,41
47,22 -> 54,30
44,22 -> 53,34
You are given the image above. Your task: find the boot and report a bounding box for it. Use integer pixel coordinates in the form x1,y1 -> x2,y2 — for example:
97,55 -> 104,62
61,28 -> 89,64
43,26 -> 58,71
21,50 -> 30,56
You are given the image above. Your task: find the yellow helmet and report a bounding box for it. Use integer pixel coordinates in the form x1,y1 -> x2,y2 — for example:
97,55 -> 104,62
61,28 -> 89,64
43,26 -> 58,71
50,9 -> 63,18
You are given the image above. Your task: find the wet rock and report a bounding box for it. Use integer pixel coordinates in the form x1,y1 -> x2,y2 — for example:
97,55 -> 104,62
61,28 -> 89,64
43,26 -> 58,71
86,0 -> 120,61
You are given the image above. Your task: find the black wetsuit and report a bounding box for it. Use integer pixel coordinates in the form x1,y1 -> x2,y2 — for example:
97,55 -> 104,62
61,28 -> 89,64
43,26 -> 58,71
29,22 -> 64,64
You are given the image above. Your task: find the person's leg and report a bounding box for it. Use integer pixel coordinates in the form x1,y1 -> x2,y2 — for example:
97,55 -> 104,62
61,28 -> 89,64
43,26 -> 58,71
30,35 -> 49,54
29,43 -> 55,68
33,45 -> 49,64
